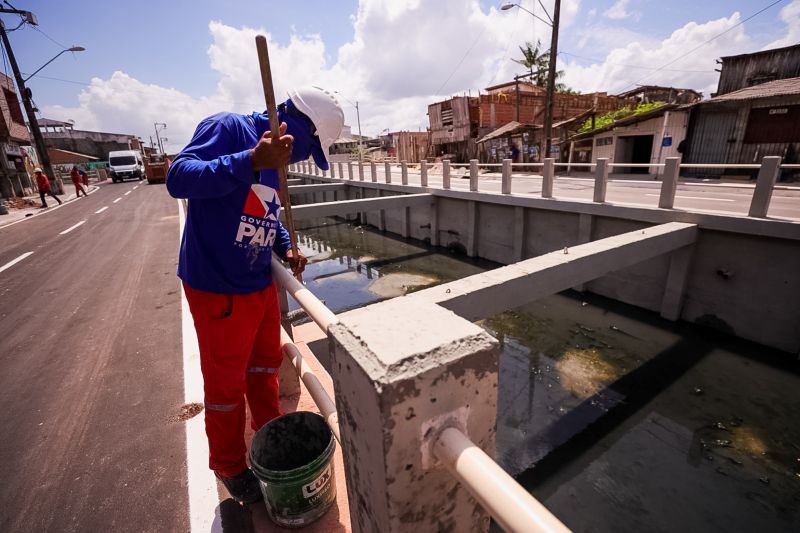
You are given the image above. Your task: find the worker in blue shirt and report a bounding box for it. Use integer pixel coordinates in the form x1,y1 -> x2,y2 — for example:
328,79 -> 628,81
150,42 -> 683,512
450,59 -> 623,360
167,86 -> 344,504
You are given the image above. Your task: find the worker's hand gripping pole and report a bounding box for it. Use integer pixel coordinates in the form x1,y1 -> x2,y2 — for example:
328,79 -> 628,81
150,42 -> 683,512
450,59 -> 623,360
255,34 -> 303,282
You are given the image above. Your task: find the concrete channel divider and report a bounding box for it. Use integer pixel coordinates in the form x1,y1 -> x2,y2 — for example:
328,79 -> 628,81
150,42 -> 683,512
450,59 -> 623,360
282,193 -> 434,221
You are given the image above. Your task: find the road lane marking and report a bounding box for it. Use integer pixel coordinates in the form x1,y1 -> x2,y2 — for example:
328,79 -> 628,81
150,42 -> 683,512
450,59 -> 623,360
59,220 -> 87,235
95,206 -> 109,214
133,185 -> 139,190
113,197 -> 122,203
0,252 -> 34,274
645,193 -> 735,202
124,191 -> 132,196
178,199 -> 219,532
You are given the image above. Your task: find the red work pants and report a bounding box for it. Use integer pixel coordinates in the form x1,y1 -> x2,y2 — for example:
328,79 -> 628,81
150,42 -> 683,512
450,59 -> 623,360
183,282 -> 283,477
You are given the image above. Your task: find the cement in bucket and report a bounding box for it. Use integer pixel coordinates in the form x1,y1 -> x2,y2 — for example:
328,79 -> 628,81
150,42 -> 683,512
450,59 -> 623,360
249,411 -> 337,528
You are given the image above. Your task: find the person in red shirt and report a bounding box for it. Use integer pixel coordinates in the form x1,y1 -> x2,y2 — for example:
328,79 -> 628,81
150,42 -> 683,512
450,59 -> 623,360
34,168 -> 63,208
70,165 -> 88,198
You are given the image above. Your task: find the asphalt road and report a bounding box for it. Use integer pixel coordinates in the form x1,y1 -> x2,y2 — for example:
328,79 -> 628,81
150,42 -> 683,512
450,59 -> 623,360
325,166 -> 800,220
0,181 -> 187,533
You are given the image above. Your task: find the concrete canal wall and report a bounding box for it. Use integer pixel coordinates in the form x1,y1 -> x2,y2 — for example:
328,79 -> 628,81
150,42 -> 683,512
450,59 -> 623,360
287,170 -> 800,354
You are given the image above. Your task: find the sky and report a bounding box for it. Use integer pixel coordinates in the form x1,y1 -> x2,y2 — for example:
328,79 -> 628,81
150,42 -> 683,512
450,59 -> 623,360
5,0 -> 799,153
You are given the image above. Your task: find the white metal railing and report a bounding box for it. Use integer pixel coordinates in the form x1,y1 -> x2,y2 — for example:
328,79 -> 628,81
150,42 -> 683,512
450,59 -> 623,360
271,256 -> 336,332
434,427 -> 570,533
280,326 -> 341,443
288,154 -> 794,219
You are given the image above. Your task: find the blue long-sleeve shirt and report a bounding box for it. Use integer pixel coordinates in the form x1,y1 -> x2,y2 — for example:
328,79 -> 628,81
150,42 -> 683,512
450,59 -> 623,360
167,112 -> 293,294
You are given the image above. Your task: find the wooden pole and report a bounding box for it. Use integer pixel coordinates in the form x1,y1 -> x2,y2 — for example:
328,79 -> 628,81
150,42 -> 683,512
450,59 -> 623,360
255,35 -> 302,281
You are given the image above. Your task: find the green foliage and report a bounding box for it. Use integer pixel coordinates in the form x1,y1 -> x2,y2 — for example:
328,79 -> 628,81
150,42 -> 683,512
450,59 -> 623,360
577,101 -> 665,134
513,40 -> 576,93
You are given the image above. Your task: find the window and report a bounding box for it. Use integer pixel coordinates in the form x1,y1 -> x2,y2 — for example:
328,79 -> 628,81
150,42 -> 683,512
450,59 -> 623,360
3,88 -> 25,125
595,136 -> 613,146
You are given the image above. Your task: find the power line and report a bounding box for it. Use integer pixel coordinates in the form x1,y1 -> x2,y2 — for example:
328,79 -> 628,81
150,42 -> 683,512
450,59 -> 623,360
619,0 -> 787,91
434,23 -> 488,96
559,51 -> 714,73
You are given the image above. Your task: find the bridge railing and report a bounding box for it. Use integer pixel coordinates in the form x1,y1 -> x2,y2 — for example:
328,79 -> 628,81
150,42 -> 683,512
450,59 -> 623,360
289,154 -> 793,219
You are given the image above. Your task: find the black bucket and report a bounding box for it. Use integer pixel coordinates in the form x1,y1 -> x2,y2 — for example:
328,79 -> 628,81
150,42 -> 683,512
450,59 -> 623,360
249,411 -> 337,528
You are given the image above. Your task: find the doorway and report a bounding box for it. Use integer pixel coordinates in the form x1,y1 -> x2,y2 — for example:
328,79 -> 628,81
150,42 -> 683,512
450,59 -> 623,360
615,135 -> 654,174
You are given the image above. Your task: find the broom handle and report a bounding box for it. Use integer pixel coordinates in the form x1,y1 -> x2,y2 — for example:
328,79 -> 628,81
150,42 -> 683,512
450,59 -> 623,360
255,34 -> 302,282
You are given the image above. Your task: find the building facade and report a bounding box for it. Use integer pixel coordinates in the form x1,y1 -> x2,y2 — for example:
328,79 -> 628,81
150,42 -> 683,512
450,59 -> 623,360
39,118 -> 144,161
0,72 -> 33,197
715,44 -> 800,96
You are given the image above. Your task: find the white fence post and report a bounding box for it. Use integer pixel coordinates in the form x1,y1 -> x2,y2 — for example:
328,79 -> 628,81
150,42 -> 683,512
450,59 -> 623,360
420,160 -> 428,187
593,158 -> 609,203
470,159 -> 479,192
748,156 -> 782,218
401,161 -> 409,185
542,158 -> 554,198
370,161 -> 377,183
347,161 -> 354,181
358,160 -> 364,181
658,157 -> 681,209
443,160 -> 451,190
501,159 -> 512,195
385,161 -> 392,184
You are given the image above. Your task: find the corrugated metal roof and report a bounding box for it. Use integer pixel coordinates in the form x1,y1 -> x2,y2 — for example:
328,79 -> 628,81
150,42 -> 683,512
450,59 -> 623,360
476,121 -> 539,144
702,77 -> 800,103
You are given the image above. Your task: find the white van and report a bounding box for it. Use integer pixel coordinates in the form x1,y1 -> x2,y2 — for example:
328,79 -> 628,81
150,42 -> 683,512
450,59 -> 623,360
108,150 -> 145,183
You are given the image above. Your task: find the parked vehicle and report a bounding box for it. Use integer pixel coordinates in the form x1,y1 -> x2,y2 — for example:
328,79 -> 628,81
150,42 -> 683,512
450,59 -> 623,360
145,153 -> 170,184
108,150 -> 145,183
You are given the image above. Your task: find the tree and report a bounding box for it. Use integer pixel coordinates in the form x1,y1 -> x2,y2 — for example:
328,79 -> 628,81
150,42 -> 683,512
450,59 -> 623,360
512,40 -> 577,93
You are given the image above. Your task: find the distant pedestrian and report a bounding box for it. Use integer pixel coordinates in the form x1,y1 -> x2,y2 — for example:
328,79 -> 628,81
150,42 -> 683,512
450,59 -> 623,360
510,142 -> 520,163
70,165 -> 88,198
34,168 -> 62,208
80,166 -> 89,187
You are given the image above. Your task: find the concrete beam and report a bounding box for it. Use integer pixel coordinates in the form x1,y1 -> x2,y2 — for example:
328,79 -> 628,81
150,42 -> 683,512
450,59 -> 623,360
282,193 -> 433,221
328,298 -> 498,532
411,222 -> 698,322
288,183 -> 347,195
748,156 -> 781,218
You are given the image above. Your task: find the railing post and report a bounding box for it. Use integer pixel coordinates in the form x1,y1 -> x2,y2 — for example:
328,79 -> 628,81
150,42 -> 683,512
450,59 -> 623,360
593,158 -> 609,203
385,161 -> 392,184
501,159 -> 512,194
401,160 -> 409,185
370,161 -> 377,183
542,158 -> 554,198
658,157 -> 681,209
358,160 -> 364,181
420,160 -> 428,187
314,163 -> 320,176
748,156 -> 782,218
470,159 -> 479,192
329,299 -> 499,532
443,159 -> 451,189
347,161 -> 354,181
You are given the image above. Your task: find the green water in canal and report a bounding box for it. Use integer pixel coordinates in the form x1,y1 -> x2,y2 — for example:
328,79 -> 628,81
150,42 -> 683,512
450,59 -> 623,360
291,218 -> 800,533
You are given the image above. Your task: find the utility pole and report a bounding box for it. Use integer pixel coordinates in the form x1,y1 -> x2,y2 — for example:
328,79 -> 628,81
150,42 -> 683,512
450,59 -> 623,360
153,123 -> 166,155
0,10 -> 63,193
543,0 -> 561,160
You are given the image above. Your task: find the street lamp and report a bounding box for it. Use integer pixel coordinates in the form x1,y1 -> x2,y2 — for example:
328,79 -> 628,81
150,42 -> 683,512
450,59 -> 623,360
153,123 -> 167,155
23,46 -> 85,82
334,91 -> 363,162
500,1 -> 560,159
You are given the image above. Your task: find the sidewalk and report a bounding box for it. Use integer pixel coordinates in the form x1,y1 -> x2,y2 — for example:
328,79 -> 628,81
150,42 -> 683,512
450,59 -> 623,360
0,182 -> 103,229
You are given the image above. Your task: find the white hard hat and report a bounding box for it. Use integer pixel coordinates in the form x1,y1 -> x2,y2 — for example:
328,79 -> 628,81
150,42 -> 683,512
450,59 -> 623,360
287,86 -> 344,170
34,167 -> 42,173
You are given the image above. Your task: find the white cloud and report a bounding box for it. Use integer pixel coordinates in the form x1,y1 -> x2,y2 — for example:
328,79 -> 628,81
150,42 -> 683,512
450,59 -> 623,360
41,0 -> 796,151
764,0 -> 800,49
604,0 -> 639,21
561,12 -> 754,96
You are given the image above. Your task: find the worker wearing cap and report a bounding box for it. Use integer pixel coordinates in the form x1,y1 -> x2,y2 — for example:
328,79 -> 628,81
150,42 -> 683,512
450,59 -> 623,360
34,168 -> 63,208
70,165 -> 89,198
167,86 -> 344,504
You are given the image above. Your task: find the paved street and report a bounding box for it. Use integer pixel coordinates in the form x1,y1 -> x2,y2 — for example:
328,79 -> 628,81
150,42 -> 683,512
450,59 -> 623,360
0,181 -> 187,532
327,165 -> 800,220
